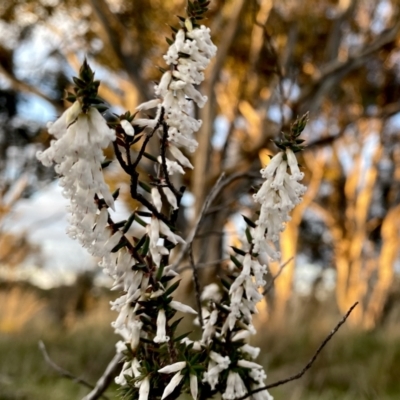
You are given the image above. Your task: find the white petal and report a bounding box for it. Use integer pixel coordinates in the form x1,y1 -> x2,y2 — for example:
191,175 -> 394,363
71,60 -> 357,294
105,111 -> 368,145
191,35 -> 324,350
121,120 -> 135,136
190,374 -> 198,400
158,361 -> 186,374
170,300 -> 198,314
161,372 -> 184,400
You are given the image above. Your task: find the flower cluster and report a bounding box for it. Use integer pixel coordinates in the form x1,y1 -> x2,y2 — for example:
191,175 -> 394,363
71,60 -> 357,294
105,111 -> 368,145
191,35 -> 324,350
252,148 -> 306,259
36,101 -> 117,248
136,21 -> 217,169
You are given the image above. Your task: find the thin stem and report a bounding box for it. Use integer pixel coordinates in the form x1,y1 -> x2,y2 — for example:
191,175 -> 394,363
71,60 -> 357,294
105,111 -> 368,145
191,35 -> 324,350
38,341 -> 109,400
234,302 -> 359,400
189,245 -> 203,327
263,257 -> 293,295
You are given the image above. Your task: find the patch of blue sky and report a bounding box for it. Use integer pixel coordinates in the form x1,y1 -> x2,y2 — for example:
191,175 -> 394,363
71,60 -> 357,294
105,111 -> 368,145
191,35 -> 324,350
212,115 -> 229,149
17,93 -> 56,124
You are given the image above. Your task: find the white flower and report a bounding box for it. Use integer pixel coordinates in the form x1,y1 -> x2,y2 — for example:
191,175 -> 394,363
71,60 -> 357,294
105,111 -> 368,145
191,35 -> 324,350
158,361 -> 186,374
237,359 -> 263,369
286,148 -> 304,180
158,156 -> 185,175
169,145 -> 194,169
151,187 -> 162,212
212,353 -> 230,368
162,185 -> 178,210
231,330 -> 251,341
121,119 -> 135,136
136,99 -> 161,111
130,319 -> 143,350
170,300 -> 198,314
161,372 -> 184,399
200,283 -> 221,302
222,371 -> 247,400
139,376 -> 150,400
201,309 -> 218,343
154,309 -> 169,343
241,344 -> 260,360
190,374 -> 198,400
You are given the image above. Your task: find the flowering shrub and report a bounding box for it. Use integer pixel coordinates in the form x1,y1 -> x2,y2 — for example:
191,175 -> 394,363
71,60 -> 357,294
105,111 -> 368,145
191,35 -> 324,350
37,1 -> 308,399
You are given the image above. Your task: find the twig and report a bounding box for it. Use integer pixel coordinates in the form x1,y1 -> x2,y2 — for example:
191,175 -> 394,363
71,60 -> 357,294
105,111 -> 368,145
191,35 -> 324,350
263,257 -> 293,295
171,172 -> 226,270
235,302 -> 359,400
172,171 -> 258,270
189,245 -> 203,327
38,341 -> 109,400
82,353 -> 123,400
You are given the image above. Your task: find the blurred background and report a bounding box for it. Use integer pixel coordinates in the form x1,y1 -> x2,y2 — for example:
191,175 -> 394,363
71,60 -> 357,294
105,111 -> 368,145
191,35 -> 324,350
1,0 -> 400,399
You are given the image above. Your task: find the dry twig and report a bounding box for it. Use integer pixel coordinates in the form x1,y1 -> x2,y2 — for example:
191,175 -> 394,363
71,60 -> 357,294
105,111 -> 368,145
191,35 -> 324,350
235,302 -> 359,400
82,353 -> 123,400
38,341 -> 109,400
263,257 -> 293,295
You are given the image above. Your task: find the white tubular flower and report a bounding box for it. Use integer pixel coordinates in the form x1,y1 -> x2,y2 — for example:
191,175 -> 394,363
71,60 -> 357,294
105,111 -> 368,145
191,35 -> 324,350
159,220 -> 185,244
115,361 -> 132,386
190,374 -> 198,400
201,309 -> 218,343
136,98 -> 161,111
200,283 -> 221,302
138,376 -> 150,400
237,360 -> 263,369
170,300 -> 198,314
231,330 -> 252,342
162,185 -> 178,210
203,354 -> 230,391
241,344 -> 260,360
233,373 -> 247,399
286,148 -> 304,180
157,156 -> 185,175
222,371 -> 236,400
121,119 -> 135,136
154,309 -> 170,343
151,187 -> 162,212
168,145 -> 194,169
209,352 -> 231,368
158,361 -> 186,374
130,319 -> 143,350
161,372 -> 184,400
222,371 -> 248,400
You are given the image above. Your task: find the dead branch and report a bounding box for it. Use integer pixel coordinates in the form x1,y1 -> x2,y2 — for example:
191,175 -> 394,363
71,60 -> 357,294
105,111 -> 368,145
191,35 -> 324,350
82,353 -> 123,400
235,302 -> 359,400
263,257 -> 293,295
38,341 -> 109,400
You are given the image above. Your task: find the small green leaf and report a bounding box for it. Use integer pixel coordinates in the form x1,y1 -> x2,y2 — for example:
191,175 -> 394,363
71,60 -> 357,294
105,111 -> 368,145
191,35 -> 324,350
123,212 -> 136,234
134,214 -> 147,227
139,235 -> 150,256
230,255 -> 242,268
245,227 -> 253,244
139,181 -> 151,193
231,246 -> 246,256
242,215 -> 256,228
112,188 -> 120,200
164,279 -> 181,297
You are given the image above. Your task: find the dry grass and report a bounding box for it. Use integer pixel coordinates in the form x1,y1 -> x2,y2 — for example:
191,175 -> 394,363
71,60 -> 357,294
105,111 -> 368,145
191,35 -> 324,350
1,287 -> 400,399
